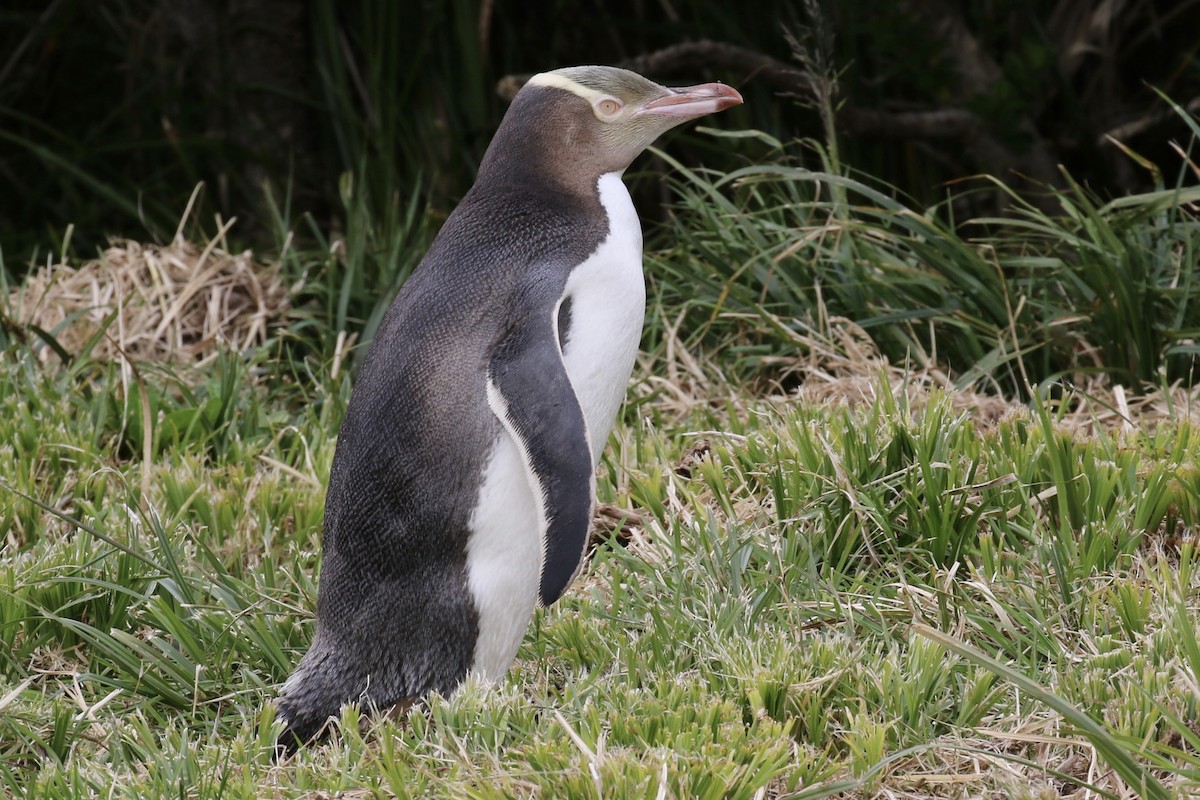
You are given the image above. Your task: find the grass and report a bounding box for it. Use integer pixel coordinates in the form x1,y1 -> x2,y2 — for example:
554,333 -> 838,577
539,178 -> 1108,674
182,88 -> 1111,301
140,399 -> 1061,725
2,303 -> 1199,796
3,122 -> 1200,795
646,129 -> 1200,394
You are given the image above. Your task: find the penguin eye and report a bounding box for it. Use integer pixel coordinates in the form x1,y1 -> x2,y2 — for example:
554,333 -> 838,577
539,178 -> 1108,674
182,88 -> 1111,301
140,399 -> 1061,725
595,98 -> 622,118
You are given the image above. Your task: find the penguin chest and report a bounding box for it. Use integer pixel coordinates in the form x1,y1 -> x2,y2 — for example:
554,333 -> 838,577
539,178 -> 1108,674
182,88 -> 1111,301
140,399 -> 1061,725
463,172 -> 644,681
465,430 -> 543,680
559,171 -> 646,458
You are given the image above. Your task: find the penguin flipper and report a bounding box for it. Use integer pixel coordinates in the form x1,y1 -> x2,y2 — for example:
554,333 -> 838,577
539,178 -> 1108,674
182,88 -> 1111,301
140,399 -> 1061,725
487,312 -> 595,606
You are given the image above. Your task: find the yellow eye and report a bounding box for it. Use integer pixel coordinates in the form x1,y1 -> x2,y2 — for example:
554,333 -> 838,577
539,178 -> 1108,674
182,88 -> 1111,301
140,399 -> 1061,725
596,98 -> 622,117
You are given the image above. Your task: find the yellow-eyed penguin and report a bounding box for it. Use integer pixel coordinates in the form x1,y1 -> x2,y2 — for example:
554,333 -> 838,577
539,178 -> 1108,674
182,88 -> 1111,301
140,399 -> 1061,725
275,65 -> 742,752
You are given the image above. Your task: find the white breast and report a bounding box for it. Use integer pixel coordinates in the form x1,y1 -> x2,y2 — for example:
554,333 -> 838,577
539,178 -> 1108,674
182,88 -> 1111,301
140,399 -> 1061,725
559,171 -> 645,459
465,170 -> 644,681
465,428 -> 543,680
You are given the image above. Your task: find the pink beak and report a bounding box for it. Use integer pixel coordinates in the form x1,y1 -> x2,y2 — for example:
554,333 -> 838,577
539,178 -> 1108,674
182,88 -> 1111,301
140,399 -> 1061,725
634,82 -> 744,119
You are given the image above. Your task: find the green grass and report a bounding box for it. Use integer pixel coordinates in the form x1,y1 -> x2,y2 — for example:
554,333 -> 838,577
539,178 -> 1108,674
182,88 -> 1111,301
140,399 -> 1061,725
2,321 -> 1199,796
4,120 -> 1200,795
646,132 -> 1200,395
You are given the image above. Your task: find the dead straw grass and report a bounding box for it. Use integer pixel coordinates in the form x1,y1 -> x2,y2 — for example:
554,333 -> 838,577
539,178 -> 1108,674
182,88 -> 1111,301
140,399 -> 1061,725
646,312 -> 1200,435
9,228 -> 1198,438
783,321 -> 1200,435
10,233 -> 289,367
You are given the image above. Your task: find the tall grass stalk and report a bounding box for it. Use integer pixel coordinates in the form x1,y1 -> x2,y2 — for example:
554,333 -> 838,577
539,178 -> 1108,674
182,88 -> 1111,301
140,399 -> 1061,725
649,131 -> 1200,394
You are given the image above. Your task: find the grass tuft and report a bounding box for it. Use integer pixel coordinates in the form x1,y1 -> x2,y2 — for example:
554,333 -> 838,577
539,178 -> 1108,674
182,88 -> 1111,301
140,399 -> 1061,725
4,126 -> 1200,792
647,132 -> 1200,395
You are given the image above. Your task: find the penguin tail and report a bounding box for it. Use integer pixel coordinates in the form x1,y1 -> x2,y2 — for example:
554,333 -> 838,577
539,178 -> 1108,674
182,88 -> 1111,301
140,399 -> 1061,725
272,691 -> 340,759
272,712 -> 330,760
272,643 -> 353,757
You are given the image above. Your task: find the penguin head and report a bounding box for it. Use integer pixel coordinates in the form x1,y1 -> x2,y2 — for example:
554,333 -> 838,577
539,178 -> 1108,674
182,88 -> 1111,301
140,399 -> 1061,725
484,66 -> 743,183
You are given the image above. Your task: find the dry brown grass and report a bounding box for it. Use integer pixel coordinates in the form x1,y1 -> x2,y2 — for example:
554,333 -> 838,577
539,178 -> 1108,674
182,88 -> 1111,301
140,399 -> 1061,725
9,234 -> 289,367
10,230 -> 1195,438
644,313 -> 1200,435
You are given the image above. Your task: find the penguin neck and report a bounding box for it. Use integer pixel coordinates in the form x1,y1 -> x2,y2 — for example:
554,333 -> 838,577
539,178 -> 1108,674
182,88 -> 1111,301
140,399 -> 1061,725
475,90 -> 629,202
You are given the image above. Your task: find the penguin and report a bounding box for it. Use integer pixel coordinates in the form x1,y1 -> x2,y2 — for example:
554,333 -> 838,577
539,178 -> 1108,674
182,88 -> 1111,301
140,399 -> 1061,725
275,65 -> 742,752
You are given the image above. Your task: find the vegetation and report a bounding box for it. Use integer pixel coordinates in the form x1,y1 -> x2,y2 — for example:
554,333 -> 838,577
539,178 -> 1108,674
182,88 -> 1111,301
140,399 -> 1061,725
4,130 -> 1200,793
649,133 -> 1200,395
4,1 -> 1199,257
3,1 -> 1200,797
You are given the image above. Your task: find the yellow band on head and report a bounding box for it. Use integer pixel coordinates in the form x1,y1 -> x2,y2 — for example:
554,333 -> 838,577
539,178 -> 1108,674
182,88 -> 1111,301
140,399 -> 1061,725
525,72 -> 606,103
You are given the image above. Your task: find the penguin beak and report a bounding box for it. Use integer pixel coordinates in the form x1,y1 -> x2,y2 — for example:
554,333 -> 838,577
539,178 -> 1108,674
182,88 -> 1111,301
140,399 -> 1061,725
634,83 -> 744,119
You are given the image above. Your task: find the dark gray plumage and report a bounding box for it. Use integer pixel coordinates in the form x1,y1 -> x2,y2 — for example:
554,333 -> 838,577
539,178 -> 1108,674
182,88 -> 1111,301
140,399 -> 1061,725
274,65 -> 742,753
